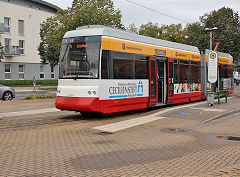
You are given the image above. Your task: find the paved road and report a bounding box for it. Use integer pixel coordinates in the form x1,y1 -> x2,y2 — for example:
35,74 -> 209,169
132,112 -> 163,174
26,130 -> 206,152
14,90 -> 56,100
0,87 -> 56,101
0,87 -> 239,176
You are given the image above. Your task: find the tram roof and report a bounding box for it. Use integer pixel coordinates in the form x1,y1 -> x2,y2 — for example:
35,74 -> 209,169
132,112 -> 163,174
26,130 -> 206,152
64,25 -> 200,54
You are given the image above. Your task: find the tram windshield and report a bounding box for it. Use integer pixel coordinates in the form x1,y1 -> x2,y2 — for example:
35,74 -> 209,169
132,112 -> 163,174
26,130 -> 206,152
59,36 -> 101,79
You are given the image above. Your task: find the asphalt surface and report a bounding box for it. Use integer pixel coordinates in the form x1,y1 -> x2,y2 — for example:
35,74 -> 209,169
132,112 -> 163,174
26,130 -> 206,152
14,90 -> 56,100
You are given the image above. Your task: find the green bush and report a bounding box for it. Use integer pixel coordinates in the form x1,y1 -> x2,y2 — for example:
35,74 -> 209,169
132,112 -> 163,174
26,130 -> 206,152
0,80 -> 58,87
24,94 -> 56,100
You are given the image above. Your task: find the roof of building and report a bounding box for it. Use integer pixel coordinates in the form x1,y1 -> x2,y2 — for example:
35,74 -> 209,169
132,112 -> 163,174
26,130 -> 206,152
64,25 -> 200,54
29,0 -> 59,12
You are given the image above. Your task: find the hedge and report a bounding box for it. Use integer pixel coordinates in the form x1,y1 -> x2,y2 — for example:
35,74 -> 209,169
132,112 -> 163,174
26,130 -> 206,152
0,80 -> 58,87
24,94 -> 56,100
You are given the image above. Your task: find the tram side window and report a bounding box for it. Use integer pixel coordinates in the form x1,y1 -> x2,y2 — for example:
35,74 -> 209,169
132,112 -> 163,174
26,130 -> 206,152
223,65 -> 233,78
113,52 -> 132,79
169,62 -> 174,96
191,61 -> 200,83
101,50 -> 109,79
229,66 -> 233,78
223,65 -> 229,78
135,55 -> 148,79
179,60 -> 190,83
174,59 -> 179,83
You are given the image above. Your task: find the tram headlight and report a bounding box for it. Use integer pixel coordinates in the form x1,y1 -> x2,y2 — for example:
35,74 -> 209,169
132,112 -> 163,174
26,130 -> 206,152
93,91 -> 96,95
88,91 -> 91,95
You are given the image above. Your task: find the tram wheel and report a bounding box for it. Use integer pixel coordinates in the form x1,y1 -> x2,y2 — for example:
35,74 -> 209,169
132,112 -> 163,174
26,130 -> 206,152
80,111 -> 107,118
80,111 -> 92,117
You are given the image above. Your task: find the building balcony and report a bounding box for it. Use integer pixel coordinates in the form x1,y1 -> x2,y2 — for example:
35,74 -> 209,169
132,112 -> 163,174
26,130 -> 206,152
0,23 -> 10,33
4,46 -> 20,56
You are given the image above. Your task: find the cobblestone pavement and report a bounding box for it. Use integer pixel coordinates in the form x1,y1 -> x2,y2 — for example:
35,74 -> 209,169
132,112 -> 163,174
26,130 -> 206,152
0,87 -> 240,176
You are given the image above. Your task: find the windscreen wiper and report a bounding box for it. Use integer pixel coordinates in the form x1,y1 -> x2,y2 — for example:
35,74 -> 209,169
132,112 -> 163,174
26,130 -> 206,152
60,43 -> 70,62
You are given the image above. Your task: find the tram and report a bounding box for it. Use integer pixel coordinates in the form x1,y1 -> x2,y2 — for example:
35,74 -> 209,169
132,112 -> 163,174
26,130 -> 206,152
55,25 -> 234,115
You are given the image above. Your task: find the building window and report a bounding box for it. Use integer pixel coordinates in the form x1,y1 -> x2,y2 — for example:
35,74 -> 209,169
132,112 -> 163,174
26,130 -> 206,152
19,40 -> 24,55
51,66 -> 55,79
4,38 -> 11,54
19,65 -> 24,80
5,64 -> 11,80
40,66 -> 44,79
18,20 -> 24,35
4,17 -> 10,33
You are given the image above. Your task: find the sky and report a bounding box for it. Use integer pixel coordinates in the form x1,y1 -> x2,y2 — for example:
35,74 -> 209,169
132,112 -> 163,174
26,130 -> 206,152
44,0 -> 240,28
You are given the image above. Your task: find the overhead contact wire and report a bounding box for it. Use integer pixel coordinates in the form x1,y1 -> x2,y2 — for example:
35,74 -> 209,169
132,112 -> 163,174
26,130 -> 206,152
124,0 -> 190,24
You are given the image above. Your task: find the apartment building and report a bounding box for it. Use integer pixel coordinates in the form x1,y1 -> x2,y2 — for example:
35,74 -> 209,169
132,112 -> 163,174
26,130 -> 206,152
0,0 -> 59,80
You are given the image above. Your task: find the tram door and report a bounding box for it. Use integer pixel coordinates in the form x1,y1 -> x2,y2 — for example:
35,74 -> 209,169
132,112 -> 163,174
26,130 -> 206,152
149,57 -> 157,106
157,57 -> 167,104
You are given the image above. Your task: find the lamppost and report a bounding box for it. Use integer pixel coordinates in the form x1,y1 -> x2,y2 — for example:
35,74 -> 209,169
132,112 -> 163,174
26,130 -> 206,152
205,27 -> 219,93
204,27 -> 218,50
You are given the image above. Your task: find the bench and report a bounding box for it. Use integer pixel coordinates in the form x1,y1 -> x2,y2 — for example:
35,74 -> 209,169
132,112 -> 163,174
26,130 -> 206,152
215,90 -> 228,104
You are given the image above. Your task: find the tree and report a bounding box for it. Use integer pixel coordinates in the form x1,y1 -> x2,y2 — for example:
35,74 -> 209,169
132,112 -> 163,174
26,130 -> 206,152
201,7 -> 240,64
185,7 -> 240,63
184,22 -> 208,51
158,24 -> 186,43
126,23 -> 138,33
138,22 -> 160,38
0,36 -> 4,61
139,22 -> 187,43
39,0 -> 124,65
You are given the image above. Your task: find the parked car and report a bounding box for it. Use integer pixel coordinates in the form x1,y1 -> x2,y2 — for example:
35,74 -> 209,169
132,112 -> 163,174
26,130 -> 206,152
0,85 -> 15,101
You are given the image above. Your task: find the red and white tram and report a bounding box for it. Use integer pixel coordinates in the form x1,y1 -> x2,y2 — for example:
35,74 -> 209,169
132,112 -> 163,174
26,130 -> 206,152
55,25 -> 234,116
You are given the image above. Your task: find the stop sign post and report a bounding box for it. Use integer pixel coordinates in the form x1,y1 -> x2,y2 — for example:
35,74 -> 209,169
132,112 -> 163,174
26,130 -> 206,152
208,51 -> 218,92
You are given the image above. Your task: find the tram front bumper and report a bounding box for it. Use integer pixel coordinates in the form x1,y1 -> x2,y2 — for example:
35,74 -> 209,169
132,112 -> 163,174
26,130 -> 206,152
55,96 -> 99,112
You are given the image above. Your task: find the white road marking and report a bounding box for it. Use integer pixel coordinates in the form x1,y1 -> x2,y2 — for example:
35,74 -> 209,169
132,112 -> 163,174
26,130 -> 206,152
188,107 -> 226,112
0,108 -> 60,118
92,115 -> 165,133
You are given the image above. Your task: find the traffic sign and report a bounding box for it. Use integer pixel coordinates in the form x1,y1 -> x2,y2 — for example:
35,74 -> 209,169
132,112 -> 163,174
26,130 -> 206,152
208,51 -> 218,83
